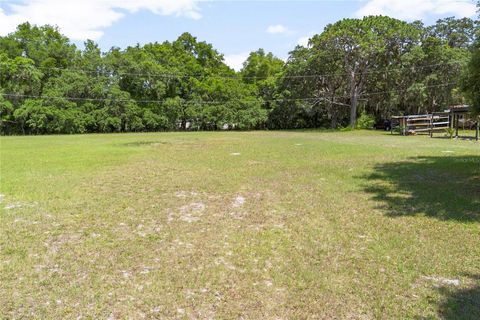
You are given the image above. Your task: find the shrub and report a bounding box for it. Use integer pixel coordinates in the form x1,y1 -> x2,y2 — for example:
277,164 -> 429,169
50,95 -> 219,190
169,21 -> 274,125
444,127 -> 455,139
393,126 -> 406,135
357,112 -> 375,129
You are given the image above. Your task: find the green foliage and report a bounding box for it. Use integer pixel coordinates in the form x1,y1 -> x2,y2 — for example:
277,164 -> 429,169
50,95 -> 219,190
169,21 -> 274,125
0,25 -> 266,134
0,16 -> 476,134
241,49 -> 283,84
444,127 -> 455,139
427,17 -> 477,49
393,126 -> 407,135
271,16 -> 474,129
461,3 -> 480,115
356,112 -> 375,129
462,46 -> 480,115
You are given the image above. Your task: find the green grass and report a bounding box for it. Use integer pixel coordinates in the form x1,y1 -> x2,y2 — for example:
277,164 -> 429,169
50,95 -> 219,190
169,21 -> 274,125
1,130 -> 479,319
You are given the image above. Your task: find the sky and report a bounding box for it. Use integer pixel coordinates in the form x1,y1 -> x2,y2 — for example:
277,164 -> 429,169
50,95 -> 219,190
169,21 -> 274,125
0,0 -> 478,70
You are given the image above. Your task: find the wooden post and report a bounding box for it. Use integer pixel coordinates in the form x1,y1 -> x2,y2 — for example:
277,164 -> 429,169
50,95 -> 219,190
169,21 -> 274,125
476,120 -> 479,141
455,114 -> 459,138
430,114 -> 433,138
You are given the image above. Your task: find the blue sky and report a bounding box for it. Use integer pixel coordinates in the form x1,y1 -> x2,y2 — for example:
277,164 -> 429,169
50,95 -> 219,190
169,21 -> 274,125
0,0 -> 477,70
100,1 -> 361,64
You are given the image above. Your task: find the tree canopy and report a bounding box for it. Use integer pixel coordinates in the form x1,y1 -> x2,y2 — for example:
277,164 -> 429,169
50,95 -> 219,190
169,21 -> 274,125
271,16 -> 475,129
461,1 -> 480,115
0,15 -> 478,134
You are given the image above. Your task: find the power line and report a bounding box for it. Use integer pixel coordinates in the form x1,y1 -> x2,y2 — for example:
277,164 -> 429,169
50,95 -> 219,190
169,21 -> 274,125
0,82 -> 458,105
0,93 -> 310,104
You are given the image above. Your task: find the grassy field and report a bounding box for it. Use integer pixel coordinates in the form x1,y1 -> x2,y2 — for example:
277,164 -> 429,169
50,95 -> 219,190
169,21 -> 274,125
1,130 -> 479,319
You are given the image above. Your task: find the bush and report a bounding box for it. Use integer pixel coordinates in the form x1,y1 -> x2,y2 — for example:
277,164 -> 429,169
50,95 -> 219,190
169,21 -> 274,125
444,127 -> 455,139
357,112 -> 375,129
393,126 -> 406,135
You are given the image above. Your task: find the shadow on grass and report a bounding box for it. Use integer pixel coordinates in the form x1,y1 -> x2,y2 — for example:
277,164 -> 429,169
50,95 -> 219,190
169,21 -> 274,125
361,156 -> 480,222
438,274 -> 480,320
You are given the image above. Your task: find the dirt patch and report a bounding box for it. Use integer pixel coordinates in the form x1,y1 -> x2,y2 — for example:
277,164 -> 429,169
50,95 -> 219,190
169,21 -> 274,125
4,201 -> 37,210
422,276 -> 460,287
174,191 -> 199,198
168,202 -> 206,223
232,195 -> 245,208
122,141 -> 169,147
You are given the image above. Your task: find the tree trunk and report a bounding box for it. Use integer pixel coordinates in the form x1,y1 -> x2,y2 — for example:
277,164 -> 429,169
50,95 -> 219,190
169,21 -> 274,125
350,88 -> 359,128
330,100 -> 338,129
349,71 -> 359,128
331,110 -> 338,129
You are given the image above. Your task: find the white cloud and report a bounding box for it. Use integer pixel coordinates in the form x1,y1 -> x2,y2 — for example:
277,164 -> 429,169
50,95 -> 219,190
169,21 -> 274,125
356,0 -> 477,20
224,52 -> 249,71
266,24 -> 292,35
0,0 -> 201,40
297,35 -> 311,47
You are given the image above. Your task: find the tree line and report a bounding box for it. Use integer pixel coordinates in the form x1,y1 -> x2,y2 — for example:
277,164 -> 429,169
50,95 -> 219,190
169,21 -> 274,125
0,12 -> 479,134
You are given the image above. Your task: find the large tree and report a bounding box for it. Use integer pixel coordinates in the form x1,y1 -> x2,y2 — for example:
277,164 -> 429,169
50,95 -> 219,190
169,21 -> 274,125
241,49 -> 284,118
309,16 -> 421,128
461,1 -> 480,114
0,15 -> 476,134
0,26 -> 265,134
272,16 -> 474,129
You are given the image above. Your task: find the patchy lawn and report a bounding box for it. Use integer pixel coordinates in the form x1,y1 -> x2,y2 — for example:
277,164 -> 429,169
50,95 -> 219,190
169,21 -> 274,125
1,130 -> 479,319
